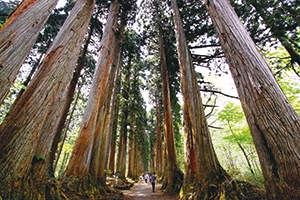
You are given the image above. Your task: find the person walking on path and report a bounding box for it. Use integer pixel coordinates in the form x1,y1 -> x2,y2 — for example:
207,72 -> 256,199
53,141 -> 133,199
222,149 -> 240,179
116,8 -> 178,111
150,173 -> 157,192
144,173 -> 149,183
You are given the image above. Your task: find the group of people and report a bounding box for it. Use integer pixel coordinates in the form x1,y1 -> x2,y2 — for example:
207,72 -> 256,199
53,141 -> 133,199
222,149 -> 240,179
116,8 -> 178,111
140,172 -> 156,192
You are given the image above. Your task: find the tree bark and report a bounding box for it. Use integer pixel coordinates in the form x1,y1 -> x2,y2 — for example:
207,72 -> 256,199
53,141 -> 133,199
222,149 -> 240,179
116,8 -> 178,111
108,83 -> 120,174
116,56 -> 132,179
155,92 -> 163,177
171,0 -> 236,198
0,0 -> 58,105
33,0 -> 96,181
63,0 -> 121,194
54,84 -> 81,172
127,129 -> 135,178
158,7 -> 183,193
0,0 -> 94,198
206,0 -> 300,199
105,49 -> 121,174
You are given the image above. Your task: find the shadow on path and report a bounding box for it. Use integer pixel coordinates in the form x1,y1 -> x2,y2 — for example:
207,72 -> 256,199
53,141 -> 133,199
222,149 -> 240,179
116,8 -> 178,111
120,179 -> 179,200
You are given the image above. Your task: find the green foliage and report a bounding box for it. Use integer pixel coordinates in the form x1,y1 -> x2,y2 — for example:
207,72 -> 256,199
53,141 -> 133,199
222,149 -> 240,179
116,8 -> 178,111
218,102 -> 244,123
32,154 -> 46,164
277,74 -> 300,115
264,46 -> 300,114
215,102 -> 262,186
237,171 -> 265,188
0,0 -> 20,27
104,169 -> 112,175
217,102 -> 253,144
0,80 -> 24,123
223,128 -> 253,146
263,45 -> 299,77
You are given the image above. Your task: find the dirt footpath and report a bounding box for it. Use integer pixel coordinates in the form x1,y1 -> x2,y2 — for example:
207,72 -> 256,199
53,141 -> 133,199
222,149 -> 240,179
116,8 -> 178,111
120,179 -> 179,200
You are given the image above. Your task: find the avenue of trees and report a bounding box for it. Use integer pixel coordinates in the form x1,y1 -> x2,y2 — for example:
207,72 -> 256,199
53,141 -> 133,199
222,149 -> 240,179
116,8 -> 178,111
0,0 -> 299,199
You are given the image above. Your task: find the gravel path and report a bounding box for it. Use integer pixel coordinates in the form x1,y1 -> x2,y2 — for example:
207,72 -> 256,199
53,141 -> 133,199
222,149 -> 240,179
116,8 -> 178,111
121,179 -> 179,200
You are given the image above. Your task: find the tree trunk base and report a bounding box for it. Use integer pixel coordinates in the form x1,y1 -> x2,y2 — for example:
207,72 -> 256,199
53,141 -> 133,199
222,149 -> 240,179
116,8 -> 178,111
162,169 -> 184,195
0,176 -> 63,200
60,175 -> 120,199
182,180 -> 266,200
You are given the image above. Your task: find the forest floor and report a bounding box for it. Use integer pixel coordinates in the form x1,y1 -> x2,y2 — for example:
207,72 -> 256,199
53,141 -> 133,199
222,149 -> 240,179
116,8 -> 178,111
119,179 -> 179,200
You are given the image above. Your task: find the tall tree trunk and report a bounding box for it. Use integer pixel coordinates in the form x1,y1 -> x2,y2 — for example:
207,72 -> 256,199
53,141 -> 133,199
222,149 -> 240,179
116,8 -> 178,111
108,83 -> 121,174
116,57 -> 132,179
133,134 -> 139,179
63,0 -> 120,195
105,18 -> 125,174
155,92 -> 163,177
53,13 -> 97,172
34,1 -> 97,181
0,0 -> 58,105
54,84 -> 82,171
127,99 -> 140,180
0,0 -> 94,198
105,63 -> 120,174
64,0 -> 119,177
90,33 -> 123,186
127,130 -> 134,178
206,0 -> 300,199
157,7 -> 183,193
127,85 -> 136,179
182,104 -> 197,193
170,0 -> 246,199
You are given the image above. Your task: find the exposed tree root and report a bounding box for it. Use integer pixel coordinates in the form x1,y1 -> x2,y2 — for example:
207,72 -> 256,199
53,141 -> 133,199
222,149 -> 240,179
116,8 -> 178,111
0,175 -> 64,200
182,180 -> 266,200
60,175 -> 121,200
162,169 -> 184,195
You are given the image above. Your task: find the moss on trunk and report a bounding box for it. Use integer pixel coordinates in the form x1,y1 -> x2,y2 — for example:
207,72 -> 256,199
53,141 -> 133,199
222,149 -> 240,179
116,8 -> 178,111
60,175 -> 118,199
183,179 -> 266,200
162,169 -> 184,195
0,175 -> 63,200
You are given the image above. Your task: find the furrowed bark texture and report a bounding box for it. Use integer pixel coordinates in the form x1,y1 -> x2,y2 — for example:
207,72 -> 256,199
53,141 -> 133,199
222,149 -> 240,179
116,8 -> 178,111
158,15 -> 182,192
182,104 -> 197,192
0,0 -> 58,105
105,18 -> 124,174
32,0 -> 95,181
206,0 -> 300,199
116,57 -> 131,179
155,93 -> 163,177
64,1 -> 120,179
90,32 -> 123,184
105,54 -> 120,173
0,0 -> 95,198
171,0 -> 229,197
108,83 -> 120,173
